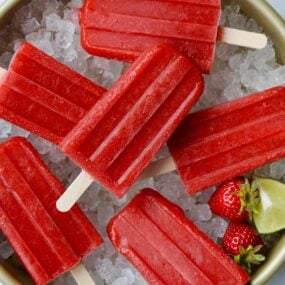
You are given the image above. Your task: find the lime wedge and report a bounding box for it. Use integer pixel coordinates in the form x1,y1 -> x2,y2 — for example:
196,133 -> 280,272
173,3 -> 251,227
253,176 -> 285,234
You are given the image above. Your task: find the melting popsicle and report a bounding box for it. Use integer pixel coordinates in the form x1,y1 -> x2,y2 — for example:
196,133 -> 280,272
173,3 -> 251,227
0,42 -> 106,145
80,0 -> 267,73
108,188 -> 249,284
57,44 -> 204,211
0,137 -> 102,284
141,86 -> 285,195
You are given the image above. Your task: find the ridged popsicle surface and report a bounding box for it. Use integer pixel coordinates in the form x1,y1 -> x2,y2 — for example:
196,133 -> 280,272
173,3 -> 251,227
168,86 -> 285,195
108,189 -> 249,285
81,0 -> 221,73
0,137 -> 103,285
61,45 -> 204,197
0,42 -> 106,145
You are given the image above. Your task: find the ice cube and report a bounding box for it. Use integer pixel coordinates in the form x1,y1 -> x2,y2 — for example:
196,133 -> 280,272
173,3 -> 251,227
111,277 -> 128,285
121,268 -> 135,283
0,52 -> 13,68
268,66 -> 285,85
53,272 -> 76,285
211,217 -> 228,238
60,20 -> 76,34
45,13 -> 61,32
154,172 -> 185,203
68,58 -> 88,75
34,39 -> 54,56
103,238 -> 117,258
63,46 -> 77,62
224,83 -> 244,101
0,241 -> 13,259
30,136 -> 53,155
0,120 -> 12,139
12,39 -> 24,52
21,18 -> 41,34
48,146 -> 66,163
190,204 -> 212,222
96,259 -> 121,283
55,31 -> 74,49
97,202 -> 114,226
68,0 -> 83,9
10,125 -> 30,138
254,164 -> 271,177
270,159 -> 285,179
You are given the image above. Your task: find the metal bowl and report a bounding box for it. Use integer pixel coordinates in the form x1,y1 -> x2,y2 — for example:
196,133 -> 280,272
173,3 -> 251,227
239,0 -> 285,64
0,0 -> 21,25
0,1 -> 284,284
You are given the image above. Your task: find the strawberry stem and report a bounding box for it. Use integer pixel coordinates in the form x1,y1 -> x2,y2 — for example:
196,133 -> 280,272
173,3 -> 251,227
235,178 -> 260,221
232,245 -> 265,273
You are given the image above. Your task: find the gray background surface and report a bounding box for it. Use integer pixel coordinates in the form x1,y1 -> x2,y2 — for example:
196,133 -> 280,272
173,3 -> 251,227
267,0 -> 285,18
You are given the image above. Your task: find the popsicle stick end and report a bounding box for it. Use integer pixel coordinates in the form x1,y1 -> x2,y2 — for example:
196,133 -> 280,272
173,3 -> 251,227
218,27 -> 268,49
56,198 -> 71,213
56,171 -> 94,212
71,263 -> 96,285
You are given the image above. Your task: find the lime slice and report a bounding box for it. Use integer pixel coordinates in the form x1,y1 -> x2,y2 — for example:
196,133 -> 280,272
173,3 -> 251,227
253,176 -> 285,234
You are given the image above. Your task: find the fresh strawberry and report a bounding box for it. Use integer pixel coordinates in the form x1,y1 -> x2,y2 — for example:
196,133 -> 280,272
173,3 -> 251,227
222,222 -> 265,273
209,177 -> 259,222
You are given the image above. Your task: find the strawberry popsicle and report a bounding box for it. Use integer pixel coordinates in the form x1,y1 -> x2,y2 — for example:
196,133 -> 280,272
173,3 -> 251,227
108,189 -> 249,284
0,137 -> 102,284
166,86 -> 285,195
0,42 -> 106,145
59,44 -> 204,202
80,0 -> 267,73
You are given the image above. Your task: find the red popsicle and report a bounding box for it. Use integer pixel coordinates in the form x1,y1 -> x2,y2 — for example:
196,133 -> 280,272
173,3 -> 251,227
166,86 -> 285,194
80,0 -> 267,73
59,44 -> 204,202
108,189 -> 249,284
0,137 -> 102,284
0,42 -> 106,145
81,0 -> 220,73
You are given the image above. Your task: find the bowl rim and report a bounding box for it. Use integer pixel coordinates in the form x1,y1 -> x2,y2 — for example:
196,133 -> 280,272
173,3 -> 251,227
251,234 -> 285,285
0,1 -> 284,284
0,0 -> 22,25
239,0 -> 285,64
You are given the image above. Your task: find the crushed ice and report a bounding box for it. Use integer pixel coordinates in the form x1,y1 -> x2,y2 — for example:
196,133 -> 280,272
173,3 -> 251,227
0,0 -> 284,284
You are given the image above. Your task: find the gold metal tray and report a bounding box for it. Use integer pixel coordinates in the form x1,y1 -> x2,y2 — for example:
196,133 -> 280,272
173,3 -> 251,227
0,1 -> 284,284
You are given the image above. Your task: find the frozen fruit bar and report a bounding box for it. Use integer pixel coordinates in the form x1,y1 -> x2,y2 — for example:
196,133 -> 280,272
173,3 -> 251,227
0,42 -> 106,145
108,189 -> 249,285
0,137 -> 102,284
61,45 -> 204,197
168,86 -> 285,195
80,0 -> 221,73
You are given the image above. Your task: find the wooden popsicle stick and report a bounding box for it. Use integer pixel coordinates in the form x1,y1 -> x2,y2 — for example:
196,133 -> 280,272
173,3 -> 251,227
71,263 -> 96,285
56,171 -> 93,212
139,156 -> 176,180
217,26 -> 268,49
57,157 -> 176,212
